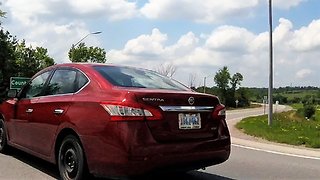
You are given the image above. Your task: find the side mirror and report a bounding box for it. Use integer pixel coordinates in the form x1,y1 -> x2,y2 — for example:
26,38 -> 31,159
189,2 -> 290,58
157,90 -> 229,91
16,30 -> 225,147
7,89 -> 18,98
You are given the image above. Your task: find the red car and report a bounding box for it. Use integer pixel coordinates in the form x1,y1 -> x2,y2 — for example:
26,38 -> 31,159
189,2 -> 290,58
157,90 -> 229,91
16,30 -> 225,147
0,63 -> 230,179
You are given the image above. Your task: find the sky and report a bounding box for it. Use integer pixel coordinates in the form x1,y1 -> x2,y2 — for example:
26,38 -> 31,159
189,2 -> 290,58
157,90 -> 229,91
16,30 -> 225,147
1,0 -> 320,88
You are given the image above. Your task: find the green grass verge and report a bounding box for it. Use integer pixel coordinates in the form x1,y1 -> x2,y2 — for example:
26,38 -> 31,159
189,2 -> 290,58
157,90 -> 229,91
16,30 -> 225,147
236,110 -> 320,148
290,103 -> 303,110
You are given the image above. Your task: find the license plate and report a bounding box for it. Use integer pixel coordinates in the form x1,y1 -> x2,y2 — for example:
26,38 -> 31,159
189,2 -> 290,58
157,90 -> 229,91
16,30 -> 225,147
178,113 -> 201,129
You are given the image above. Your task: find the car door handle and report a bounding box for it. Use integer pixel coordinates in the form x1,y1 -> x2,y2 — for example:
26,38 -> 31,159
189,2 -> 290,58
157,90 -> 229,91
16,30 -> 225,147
26,108 -> 33,113
54,109 -> 64,114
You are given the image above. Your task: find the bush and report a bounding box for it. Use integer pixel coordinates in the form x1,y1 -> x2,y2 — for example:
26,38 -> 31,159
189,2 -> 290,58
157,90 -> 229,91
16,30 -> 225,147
303,104 -> 316,119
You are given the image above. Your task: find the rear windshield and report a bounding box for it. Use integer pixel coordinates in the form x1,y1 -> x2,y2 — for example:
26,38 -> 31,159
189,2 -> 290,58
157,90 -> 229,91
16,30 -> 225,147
93,66 -> 189,91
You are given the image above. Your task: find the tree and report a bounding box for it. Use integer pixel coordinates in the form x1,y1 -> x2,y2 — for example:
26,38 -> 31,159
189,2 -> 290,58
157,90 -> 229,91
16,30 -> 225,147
0,4 -> 6,21
15,40 -> 54,77
230,73 -> 243,90
0,29 -> 18,97
154,63 -> 177,77
0,30 -> 54,101
68,42 -> 106,63
214,66 -> 245,107
214,66 -> 231,104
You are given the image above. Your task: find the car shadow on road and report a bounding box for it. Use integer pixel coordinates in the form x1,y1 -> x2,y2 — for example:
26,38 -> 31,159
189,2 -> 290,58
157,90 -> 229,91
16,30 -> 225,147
5,147 -> 59,179
6,148 -> 233,180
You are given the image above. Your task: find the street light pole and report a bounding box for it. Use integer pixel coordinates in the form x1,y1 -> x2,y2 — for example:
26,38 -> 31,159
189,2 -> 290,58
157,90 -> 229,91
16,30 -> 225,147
73,31 -> 102,47
268,0 -> 274,126
203,77 -> 207,93
203,74 -> 215,93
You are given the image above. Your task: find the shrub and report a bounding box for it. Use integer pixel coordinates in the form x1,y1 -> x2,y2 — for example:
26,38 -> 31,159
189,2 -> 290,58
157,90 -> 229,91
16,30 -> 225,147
303,104 -> 316,119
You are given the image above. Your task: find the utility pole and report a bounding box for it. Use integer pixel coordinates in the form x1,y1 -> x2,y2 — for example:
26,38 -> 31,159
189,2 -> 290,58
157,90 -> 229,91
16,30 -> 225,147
203,77 -> 207,93
268,0 -> 274,126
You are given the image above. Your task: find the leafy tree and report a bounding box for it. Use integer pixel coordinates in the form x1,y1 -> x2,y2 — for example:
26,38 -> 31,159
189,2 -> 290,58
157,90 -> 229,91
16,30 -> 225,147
15,40 -> 54,77
235,88 -> 250,107
0,29 -> 18,98
69,42 -> 106,63
214,66 -> 230,104
230,73 -> 243,90
0,30 -> 54,101
214,66 -> 245,107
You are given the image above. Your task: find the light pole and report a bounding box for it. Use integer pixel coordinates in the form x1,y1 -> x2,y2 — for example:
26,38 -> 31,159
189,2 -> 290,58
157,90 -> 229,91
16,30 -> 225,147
73,31 -> 102,47
203,74 -> 215,93
268,0 -> 274,126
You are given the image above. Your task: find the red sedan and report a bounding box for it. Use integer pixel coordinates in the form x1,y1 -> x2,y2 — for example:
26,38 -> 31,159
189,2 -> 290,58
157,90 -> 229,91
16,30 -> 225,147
0,63 -> 230,179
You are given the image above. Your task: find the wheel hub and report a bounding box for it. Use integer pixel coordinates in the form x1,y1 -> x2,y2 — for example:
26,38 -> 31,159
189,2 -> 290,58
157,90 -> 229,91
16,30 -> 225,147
64,149 -> 78,175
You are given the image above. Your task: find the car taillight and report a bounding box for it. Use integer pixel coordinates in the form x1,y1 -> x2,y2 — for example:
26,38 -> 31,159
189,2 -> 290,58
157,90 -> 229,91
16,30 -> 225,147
100,103 -> 162,121
212,104 -> 226,119
212,104 -> 229,137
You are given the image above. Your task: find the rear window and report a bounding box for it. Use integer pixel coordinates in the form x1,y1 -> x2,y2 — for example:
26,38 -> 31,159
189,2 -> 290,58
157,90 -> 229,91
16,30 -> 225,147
93,66 -> 189,91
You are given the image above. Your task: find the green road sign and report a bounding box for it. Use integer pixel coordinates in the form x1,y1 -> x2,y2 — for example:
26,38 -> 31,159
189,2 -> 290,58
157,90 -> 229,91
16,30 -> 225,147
10,77 -> 30,90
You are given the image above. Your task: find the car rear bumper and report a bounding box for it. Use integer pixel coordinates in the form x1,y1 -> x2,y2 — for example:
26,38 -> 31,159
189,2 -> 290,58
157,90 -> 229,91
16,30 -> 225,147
81,134 -> 230,177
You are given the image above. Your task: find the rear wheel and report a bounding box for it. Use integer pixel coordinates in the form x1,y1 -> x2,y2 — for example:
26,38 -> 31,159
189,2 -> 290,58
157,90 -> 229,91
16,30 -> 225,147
0,119 -> 8,153
58,135 -> 86,180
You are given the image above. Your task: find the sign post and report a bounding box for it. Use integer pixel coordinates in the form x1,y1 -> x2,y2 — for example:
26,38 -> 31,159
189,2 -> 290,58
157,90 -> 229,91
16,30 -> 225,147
10,77 -> 30,90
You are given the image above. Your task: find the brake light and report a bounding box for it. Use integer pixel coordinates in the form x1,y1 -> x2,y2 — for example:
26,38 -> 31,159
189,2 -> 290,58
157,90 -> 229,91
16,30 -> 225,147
100,103 -> 162,121
212,104 -> 226,119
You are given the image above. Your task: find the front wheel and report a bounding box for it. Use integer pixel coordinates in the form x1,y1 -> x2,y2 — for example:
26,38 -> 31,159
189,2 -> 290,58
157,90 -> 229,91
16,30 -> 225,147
0,119 -> 8,153
58,135 -> 86,180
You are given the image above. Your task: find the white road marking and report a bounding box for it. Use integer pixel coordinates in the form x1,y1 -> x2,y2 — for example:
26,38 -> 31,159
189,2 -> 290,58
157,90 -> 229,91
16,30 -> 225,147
232,144 -> 320,160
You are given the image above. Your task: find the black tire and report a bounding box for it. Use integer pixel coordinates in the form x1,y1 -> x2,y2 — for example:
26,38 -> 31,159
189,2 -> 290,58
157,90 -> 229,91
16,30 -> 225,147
0,119 -> 8,153
58,135 -> 86,180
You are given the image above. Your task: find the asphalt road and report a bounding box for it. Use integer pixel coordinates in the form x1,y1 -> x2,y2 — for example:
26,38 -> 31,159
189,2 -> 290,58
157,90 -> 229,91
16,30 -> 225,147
1,105 -> 319,179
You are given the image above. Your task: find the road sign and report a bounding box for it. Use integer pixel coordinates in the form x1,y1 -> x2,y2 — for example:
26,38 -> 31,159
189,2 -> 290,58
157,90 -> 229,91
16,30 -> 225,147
10,77 -> 30,90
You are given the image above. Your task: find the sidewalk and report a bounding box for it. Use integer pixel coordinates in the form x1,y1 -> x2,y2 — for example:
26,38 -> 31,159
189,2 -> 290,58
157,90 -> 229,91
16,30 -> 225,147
227,109 -> 320,159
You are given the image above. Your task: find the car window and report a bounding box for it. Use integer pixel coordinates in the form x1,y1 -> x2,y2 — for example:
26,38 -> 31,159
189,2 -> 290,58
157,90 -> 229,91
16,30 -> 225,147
46,69 -> 89,95
77,71 -> 89,90
25,71 -> 51,98
46,69 -> 77,95
93,66 -> 189,91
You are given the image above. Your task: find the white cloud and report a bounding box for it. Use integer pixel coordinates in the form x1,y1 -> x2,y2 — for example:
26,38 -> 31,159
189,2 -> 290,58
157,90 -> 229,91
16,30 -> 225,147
3,0 -> 138,25
272,0 -> 306,9
289,19 -> 320,52
123,28 -> 167,56
68,0 -> 138,21
140,0 -> 306,23
296,69 -> 313,79
141,0 -> 259,23
108,18 -> 320,87
205,26 -> 255,52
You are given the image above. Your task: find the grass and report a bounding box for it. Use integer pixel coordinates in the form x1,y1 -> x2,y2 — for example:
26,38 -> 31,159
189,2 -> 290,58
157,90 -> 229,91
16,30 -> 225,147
290,103 -> 304,110
236,110 -> 320,148
278,90 -> 318,101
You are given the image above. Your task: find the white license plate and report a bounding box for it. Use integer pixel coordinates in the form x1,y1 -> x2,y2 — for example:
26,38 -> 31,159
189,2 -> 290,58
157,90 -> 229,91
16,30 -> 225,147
178,113 -> 201,129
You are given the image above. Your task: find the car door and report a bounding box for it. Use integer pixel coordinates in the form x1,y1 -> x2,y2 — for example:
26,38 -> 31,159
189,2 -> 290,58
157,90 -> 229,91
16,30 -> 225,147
12,70 -> 52,149
26,68 -> 86,156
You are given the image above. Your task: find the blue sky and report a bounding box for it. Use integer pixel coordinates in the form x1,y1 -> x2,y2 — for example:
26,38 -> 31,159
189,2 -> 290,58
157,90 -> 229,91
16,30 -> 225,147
1,0 -> 320,88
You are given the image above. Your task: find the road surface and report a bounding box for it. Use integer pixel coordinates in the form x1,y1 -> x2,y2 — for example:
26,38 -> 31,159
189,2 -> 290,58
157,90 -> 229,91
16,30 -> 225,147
1,105 -> 319,179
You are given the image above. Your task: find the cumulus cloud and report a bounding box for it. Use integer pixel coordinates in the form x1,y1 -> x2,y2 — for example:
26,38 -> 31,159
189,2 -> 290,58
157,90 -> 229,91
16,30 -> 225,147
296,69 -> 313,79
108,18 -> 320,87
140,0 -> 306,23
273,0 -> 306,9
141,0 -> 259,23
3,0 -> 138,25
289,19 -> 320,52
123,28 -> 167,56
